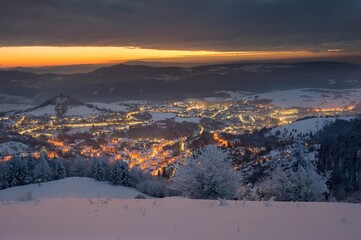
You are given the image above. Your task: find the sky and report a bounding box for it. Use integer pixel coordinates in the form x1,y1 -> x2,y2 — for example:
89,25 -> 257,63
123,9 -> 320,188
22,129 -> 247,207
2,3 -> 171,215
0,0 -> 360,67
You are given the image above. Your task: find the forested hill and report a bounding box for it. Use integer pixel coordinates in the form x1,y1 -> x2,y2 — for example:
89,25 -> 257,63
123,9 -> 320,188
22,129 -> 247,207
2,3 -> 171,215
318,119 -> 361,200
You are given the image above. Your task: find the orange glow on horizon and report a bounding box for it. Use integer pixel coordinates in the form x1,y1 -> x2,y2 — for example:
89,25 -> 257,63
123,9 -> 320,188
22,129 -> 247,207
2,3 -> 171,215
0,46 -> 353,68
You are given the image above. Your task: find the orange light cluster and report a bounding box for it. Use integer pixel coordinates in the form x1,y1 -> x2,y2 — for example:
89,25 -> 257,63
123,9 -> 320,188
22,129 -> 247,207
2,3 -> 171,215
213,133 -> 228,147
150,155 -> 176,176
127,140 -> 177,175
80,146 -> 102,158
48,139 -> 65,147
32,152 -> 41,159
62,146 -> 71,154
101,144 -> 117,154
47,151 -> 59,160
0,155 -> 13,162
312,106 -> 355,113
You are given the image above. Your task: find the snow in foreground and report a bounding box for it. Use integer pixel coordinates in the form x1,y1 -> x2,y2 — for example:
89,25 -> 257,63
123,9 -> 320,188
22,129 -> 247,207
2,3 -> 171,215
0,177 -> 148,201
0,178 -> 360,240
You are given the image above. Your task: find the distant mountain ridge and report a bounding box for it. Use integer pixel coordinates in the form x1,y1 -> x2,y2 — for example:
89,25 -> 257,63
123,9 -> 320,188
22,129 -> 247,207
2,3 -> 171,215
1,61 -> 361,102
22,95 -> 104,117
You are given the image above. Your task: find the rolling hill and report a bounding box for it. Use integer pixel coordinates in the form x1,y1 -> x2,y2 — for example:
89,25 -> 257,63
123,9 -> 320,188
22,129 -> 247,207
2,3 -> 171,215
0,61 -> 361,102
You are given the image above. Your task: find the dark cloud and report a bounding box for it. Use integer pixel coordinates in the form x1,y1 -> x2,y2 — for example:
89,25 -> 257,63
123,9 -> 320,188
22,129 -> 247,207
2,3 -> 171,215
0,0 -> 360,52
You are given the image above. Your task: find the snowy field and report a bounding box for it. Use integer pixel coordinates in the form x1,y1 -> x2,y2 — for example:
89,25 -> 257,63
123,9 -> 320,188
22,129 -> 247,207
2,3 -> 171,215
150,112 -> 177,121
219,88 -> 361,108
0,177 -> 149,201
25,105 -> 102,117
267,116 -> 357,140
0,177 -> 360,240
88,102 -> 129,112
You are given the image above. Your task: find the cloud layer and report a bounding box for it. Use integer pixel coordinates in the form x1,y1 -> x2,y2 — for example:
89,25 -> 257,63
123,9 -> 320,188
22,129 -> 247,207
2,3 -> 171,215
0,0 -> 360,52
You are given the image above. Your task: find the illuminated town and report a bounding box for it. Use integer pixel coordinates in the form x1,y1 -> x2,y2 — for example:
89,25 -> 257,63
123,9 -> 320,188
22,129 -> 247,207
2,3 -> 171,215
1,94 -> 358,175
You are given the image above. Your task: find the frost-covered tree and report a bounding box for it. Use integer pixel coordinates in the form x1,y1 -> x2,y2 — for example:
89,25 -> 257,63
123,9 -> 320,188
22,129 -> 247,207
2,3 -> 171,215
91,158 -> 108,181
33,155 -> 53,182
136,178 -> 171,198
26,155 -> 37,175
108,160 -> 130,186
69,157 -> 90,177
259,146 -> 330,201
128,167 -> 150,187
9,156 -> 33,186
0,163 -> 10,189
53,158 -> 67,180
172,145 -> 240,199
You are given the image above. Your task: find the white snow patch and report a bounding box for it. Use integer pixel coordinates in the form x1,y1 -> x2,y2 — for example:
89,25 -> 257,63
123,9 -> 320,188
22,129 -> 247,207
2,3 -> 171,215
64,105 -> 101,116
0,189 -> 360,240
268,116 -> 357,140
175,117 -> 200,123
25,105 -> 56,116
88,102 -> 129,112
150,112 -> 177,121
26,105 -> 102,117
217,88 -> 361,108
254,89 -> 361,108
0,177 -> 148,201
0,141 -> 30,155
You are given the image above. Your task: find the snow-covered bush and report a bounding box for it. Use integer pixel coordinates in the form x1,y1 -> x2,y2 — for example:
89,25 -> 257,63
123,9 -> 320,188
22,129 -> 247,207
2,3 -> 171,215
108,160 -> 130,186
128,167 -> 151,187
172,145 -> 241,199
9,157 -> 33,186
69,157 -> 90,177
32,155 -> 53,183
53,159 -> 66,180
91,158 -> 108,181
259,146 -> 330,201
136,179 -> 171,198
0,163 -> 10,189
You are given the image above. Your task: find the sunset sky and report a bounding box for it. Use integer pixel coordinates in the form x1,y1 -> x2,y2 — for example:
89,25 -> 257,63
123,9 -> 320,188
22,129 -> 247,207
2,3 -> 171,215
0,0 -> 360,67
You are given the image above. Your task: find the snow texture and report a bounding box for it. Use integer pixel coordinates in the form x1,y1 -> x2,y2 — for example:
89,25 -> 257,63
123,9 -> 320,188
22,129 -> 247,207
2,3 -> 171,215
150,112 -> 177,121
268,116 -> 356,140
26,105 -> 101,117
0,178 -> 360,240
0,142 -> 30,155
0,177 -> 148,201
88,102 -> 129,112
220,88 -> 361,108
174,117 -> 200,123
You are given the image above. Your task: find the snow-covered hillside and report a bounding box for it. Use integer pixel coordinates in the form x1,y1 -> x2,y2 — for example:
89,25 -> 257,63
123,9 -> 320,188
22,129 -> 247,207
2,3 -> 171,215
26,105 -> 102,117
150,112 -> 177,121
0,141 -> 29,155
267,116 -> 357,140
0,177 -> 148,201
221,88 -> 361,108
88,102 -> 129,112
0,177 -> 360,240
21,95 -> 106,117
